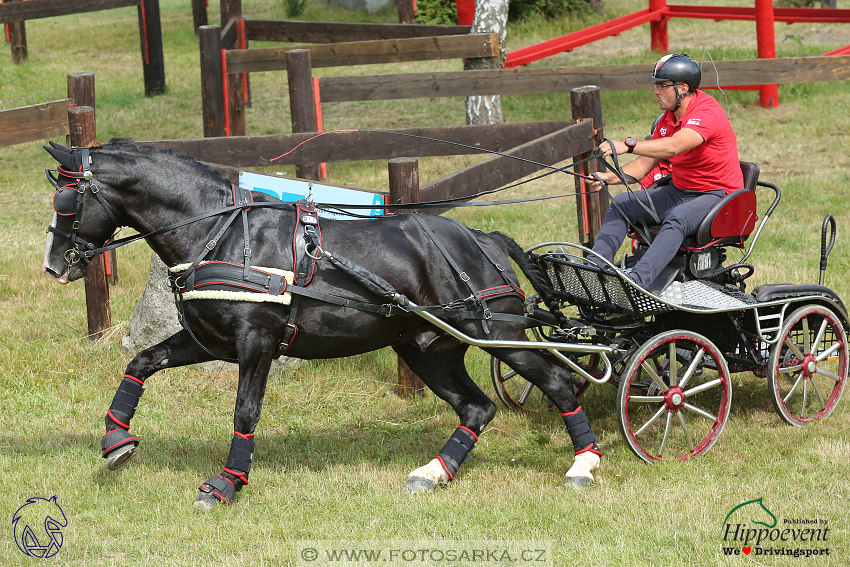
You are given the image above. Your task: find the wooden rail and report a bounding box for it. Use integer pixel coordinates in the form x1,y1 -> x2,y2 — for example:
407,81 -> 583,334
0,99 -> 74,148
0,0 -> 139,23
316,55 -> 850,102
225,34 -> 499,74
141,122 -> 577,168
243,18 -> 472,43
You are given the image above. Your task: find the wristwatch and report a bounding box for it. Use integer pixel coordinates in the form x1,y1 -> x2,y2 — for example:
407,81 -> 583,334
624,137 -> 637,154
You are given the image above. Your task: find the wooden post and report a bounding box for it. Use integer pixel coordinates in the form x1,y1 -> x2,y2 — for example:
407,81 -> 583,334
388,157 -> 426,396
199,25 -> 226,137
138,0 -> 166,96
755,0 -> 779,108
66,72 -> 118,285
286,49 -> 321,180
68,106 -> 110,339
649,0 -> 668,54
191,0 -> 208,33
570,85 -> 606,247
398,0 -> 415,24
5,0 -> 26,64
220,0 -> 245,136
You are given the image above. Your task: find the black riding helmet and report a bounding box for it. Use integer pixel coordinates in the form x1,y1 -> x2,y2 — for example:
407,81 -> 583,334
646,53 -> 701,110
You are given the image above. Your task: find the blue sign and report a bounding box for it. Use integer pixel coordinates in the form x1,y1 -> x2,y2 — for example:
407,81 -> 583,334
239,171 -> 385,220
12,496 -> 67,558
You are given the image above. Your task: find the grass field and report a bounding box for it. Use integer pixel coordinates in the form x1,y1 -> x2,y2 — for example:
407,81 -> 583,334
1,0 -> 850,565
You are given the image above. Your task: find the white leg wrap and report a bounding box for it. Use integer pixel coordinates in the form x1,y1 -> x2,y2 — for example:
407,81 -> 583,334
564,452 -> 600,485
408,458 -> 451,485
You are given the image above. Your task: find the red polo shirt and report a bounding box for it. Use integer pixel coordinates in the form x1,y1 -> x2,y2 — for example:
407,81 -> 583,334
651,90 -> 743,194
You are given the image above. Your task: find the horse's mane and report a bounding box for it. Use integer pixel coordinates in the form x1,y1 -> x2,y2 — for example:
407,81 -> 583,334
99,137 -> 230,185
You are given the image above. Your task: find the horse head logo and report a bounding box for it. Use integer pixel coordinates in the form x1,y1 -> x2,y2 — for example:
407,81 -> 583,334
11,496 -> 68,558
722,497 -> 777,530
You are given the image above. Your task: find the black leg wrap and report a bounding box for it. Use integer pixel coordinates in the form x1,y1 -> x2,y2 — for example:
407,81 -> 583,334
223,433 -> 255,487
101,429 -> 139,457
107,375 -> 145,429
562,407 -> 601,456
199,475 -> 236,505
436,426 -> 478,480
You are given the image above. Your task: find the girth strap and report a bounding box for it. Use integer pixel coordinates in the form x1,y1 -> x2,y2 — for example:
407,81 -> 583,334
408,214 -> 493,334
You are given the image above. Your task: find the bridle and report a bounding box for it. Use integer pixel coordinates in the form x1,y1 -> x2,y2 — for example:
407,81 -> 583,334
45,147 -> 123,270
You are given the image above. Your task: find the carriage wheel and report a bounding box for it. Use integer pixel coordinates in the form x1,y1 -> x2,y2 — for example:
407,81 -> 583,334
616,330 -> 731,463
490,352 -> 596,412
767,305 -> 848,426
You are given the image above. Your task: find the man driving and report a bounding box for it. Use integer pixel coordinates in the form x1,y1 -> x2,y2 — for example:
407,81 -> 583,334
590,53 -> 743,289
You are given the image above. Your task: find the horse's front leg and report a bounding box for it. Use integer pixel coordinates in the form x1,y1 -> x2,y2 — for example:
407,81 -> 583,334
194,332 -> 276,511
102,330 -> 215,470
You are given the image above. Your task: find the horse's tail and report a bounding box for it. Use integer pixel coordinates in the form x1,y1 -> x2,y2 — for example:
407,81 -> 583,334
487,231 -> 567,326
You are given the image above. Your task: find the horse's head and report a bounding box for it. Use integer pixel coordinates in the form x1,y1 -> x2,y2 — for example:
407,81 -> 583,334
42,141 -> 127,283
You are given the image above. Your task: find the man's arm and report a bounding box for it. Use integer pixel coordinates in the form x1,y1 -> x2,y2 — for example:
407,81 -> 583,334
602,128 -> 704,160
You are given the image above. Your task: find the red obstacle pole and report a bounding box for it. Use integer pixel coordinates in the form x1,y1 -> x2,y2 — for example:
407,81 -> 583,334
755,0 -> 779,108
649,0 -> 668,54
456,0 -> 475,26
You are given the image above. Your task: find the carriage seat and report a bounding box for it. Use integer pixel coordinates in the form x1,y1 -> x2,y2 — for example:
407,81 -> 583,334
630,161 -> 760,250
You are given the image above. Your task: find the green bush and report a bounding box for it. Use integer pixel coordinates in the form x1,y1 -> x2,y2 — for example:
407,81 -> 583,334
509,0 -> 592,21
414,0 -> 457,25
414,0 -> 594,25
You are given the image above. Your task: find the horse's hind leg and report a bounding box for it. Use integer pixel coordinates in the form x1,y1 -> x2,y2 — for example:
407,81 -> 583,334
394,338 -> 497,494
102,330 -> 215,471
485,347 -> 602,488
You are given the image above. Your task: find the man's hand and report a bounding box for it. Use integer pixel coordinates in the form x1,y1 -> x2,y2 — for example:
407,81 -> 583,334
599,139 -> 627,157
590,172 -> 609,192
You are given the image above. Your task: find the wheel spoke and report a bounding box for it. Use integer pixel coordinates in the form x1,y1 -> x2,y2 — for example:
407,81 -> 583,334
783,374 -> 804,403
517,382 -> 534,404
678,348 -> 705,390
658,411 -> 672,457
784,337 -> 806,362
802,316 -> 811,354
800,379 -> 809,419
683,378 -> 721,397
677,411 -> 695,455
669,342 -> 678,386
634,404 -> 668,437
501,368 -> 518,381
811,318 -> 828,356
815,342 -> 841,362
683,402 -> 718,422
629,395 -> 665,403
815,368 -> 841,383
778,363 -> 802,375
641,360 -> 668,392
810,377 -> 827,411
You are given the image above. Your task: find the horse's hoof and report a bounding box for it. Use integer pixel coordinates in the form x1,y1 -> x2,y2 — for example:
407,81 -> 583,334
564,475 -> 594,489
193,491 -> 219,512
105,444 -> 137,471
404,476 -> 436,494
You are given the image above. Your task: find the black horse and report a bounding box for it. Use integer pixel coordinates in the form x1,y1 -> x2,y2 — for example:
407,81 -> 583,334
42,139 -> 602,510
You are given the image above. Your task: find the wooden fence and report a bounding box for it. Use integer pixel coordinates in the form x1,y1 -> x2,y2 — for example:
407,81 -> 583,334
0,0 -> 165,96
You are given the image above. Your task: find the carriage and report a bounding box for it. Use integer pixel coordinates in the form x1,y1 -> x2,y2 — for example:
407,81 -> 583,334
490,162 -> 848,462
42,140 -> 847,506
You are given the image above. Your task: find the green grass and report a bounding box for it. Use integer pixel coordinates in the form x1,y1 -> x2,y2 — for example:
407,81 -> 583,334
1,0 -> 850,565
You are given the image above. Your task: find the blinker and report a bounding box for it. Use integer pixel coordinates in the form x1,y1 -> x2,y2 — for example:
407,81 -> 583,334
53,186 -> 81,216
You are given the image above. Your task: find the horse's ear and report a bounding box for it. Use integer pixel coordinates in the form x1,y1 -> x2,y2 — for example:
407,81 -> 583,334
43,144 -> 78,170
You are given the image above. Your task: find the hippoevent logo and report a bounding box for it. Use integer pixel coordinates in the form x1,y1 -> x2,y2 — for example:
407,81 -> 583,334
11,496 -> 68,558
721,498 -> 830,558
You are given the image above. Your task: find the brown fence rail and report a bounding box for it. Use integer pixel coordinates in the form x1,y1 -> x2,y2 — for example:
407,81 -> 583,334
316,55 -> 850,102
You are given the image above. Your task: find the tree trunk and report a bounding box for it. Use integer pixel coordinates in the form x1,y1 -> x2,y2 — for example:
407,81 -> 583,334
464,0 -> 508,125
